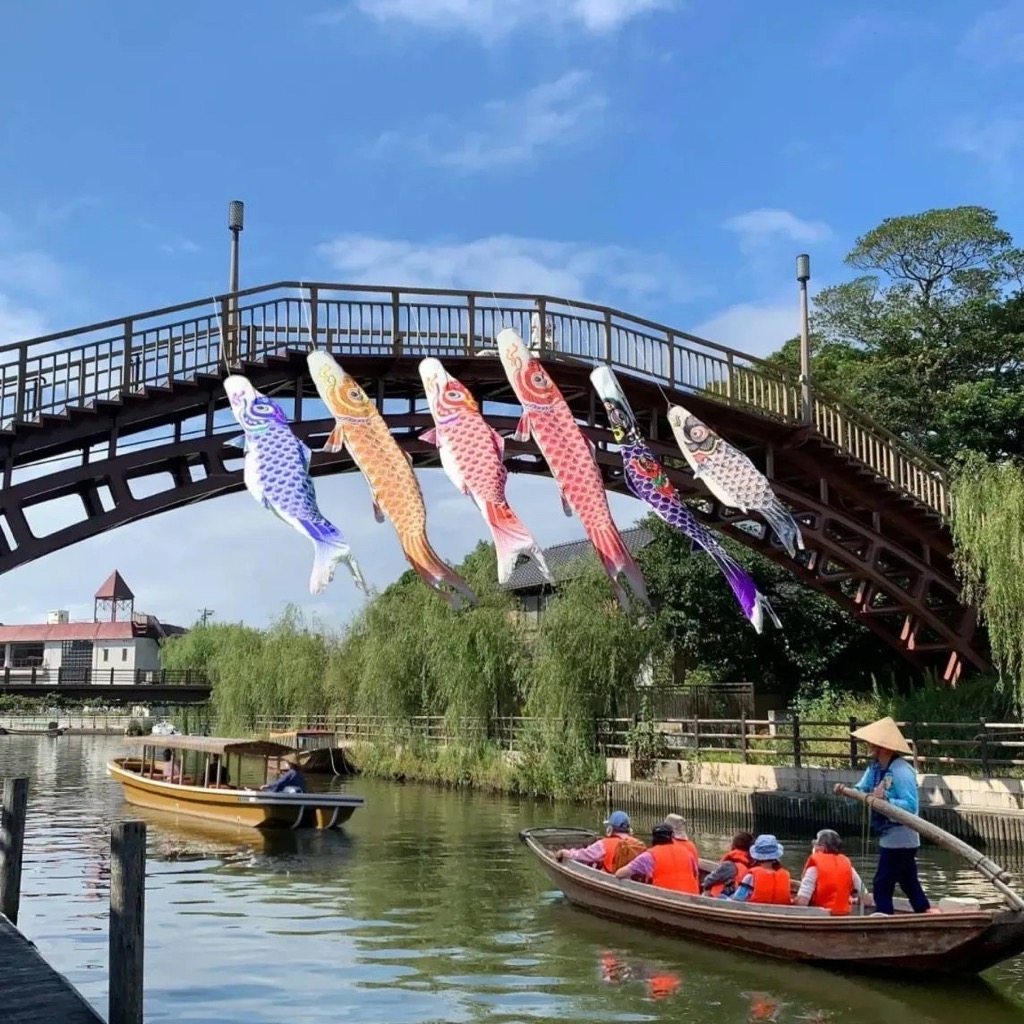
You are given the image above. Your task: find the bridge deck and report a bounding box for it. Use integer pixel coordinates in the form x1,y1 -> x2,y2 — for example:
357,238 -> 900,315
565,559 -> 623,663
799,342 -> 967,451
0,914 -> 104,1022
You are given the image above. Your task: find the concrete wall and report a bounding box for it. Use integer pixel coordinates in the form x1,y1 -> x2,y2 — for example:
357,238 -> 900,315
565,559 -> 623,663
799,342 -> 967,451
605,756 -> 1024,818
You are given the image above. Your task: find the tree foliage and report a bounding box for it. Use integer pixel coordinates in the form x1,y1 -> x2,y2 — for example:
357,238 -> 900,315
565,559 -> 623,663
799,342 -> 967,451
765,206 -> 1024,463
635,515 -> 905,691
951,457 -> 1024,706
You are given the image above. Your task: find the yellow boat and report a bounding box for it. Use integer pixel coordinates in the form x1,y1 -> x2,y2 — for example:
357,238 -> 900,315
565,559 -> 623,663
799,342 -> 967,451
107,735 -> 365,830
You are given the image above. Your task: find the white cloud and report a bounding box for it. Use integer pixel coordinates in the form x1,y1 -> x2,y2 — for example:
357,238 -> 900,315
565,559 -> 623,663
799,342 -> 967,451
343,0 -> 673,38
367,71 -> 607,172
690,298 -> 797,359
317,233 -> 702,304
958,4 -> 1024,68
722,209 -> 833,253
946,113 -> 1024,182
0,218 -> 68,345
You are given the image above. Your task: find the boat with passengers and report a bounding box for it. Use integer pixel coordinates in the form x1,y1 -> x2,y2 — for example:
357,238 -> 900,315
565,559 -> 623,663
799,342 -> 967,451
107,734 -> 365,830
521,785 -> 1024,976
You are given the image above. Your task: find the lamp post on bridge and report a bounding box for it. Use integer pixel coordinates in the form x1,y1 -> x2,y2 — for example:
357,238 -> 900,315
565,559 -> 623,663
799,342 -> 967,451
796,253 -> 812,425
227,200 -> 244,364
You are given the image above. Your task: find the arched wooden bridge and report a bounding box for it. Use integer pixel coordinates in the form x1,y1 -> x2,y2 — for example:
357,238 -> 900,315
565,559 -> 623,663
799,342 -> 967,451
0,282 -> 983,681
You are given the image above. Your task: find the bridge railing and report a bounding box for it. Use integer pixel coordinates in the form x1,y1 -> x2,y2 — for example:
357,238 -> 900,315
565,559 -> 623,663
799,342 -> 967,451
0,667 -> 207,687
0,281 -> 949,516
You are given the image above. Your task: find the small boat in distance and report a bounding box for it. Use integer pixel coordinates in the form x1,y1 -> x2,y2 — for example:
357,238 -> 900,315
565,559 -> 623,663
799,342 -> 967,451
108,734 -> 365,830
520,826 -> 1024,976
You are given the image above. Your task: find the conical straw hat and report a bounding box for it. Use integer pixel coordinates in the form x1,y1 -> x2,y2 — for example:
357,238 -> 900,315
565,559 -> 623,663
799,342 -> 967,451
849,716 -> 912,755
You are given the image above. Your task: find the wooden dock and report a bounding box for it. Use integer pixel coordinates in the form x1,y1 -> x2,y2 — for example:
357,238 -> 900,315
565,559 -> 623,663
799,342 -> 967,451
2,778 -> 146,1024
0,914 -> 104,1022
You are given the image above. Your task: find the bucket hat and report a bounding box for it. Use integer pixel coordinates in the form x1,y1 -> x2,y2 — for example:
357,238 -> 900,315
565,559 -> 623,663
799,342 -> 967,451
749,834 -> 784,861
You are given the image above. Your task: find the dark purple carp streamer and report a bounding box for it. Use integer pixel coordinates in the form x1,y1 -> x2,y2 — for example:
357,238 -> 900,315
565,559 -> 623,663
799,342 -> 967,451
589,367 -> 781,634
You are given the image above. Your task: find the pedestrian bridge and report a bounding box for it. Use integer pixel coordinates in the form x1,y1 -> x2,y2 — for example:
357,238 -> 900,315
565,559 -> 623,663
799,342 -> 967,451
0,282 -> 981,680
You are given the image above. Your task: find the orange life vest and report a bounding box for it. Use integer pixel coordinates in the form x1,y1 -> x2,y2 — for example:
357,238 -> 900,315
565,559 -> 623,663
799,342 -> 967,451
673,836 -> 700,864
648,843 -> 699,894
748,864 -> 792,905
707,848 -> 752,897
803,850 -> 855,915
600,835 -> 624,873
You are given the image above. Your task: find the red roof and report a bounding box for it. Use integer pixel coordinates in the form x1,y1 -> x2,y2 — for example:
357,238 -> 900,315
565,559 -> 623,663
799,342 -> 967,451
94,571 -> 134,601
0,622 -> 142,643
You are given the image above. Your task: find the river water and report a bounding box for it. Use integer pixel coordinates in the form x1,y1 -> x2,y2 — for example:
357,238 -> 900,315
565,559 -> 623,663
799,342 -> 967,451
4,734 -> 1024,1024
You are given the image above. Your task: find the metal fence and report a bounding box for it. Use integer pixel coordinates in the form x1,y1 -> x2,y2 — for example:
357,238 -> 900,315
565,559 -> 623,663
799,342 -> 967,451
0,668 -> 206,687
249,713 -> 1024,778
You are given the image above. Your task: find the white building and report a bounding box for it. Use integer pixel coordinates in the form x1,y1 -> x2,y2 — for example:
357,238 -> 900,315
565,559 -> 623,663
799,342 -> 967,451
0,571 -> 187,684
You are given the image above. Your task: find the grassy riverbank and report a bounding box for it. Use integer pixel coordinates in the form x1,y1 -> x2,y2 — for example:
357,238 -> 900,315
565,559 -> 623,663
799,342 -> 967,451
347,734 -> 608,802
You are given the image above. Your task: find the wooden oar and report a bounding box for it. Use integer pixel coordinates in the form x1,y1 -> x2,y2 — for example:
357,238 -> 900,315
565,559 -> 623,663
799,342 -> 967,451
837,784 -> 1024,912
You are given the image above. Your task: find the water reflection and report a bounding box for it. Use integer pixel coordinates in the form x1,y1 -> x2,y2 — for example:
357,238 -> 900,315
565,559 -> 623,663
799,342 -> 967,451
3,733 -> 1024,1023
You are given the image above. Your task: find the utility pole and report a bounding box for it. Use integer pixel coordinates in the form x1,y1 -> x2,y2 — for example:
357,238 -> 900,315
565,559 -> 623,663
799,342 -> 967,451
796,253 -> 812,425
198,608 -> 215,626
226,200 -> 244,364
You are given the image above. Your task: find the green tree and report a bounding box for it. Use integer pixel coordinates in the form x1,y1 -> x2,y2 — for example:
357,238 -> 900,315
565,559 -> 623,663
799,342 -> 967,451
766,206 -> 1024,462
635,514 -> 907,693
951,457 -> 1024,706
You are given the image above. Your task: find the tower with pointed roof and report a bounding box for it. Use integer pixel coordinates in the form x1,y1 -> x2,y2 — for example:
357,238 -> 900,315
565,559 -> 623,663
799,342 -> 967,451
94,571 -> 135,623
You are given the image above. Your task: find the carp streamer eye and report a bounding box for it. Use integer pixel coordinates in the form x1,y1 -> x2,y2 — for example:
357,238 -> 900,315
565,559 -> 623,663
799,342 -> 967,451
688,424 -> 709,443
446,388 -> 464,401
348,387 -> 363,402
530,371 -> 549,388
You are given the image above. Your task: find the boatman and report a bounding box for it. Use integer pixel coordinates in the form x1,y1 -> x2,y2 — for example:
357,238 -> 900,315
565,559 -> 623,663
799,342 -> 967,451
835,716 -> 933,916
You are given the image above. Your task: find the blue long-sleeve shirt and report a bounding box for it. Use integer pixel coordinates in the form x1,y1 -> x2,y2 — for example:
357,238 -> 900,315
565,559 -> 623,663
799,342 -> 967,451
262,768 -> 306,793
854,756 -> 920,849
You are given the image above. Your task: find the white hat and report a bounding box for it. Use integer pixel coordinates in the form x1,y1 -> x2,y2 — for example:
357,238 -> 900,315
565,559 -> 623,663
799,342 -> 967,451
850,717 -> 912,756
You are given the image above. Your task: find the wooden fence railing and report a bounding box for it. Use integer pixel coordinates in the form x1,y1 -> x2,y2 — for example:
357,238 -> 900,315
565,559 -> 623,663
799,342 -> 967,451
250,714 -> 1024,778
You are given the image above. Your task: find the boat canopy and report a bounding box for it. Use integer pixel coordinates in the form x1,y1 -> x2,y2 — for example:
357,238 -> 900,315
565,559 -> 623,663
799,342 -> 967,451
126,735 -> 297,758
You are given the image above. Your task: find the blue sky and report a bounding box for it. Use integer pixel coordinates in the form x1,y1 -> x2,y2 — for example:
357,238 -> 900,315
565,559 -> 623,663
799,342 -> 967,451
2,0 -> 1023,630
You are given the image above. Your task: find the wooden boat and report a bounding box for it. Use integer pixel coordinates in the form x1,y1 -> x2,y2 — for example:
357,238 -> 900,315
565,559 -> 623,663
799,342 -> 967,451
520,825 -> 1024,975
0,724 -> 65,737
107,734 -> 365,830
266,728 -> 359,775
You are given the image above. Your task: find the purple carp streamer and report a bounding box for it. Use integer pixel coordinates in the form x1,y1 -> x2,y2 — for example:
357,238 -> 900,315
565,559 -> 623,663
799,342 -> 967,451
590,367 -> 781,633
223,374 -> 367,596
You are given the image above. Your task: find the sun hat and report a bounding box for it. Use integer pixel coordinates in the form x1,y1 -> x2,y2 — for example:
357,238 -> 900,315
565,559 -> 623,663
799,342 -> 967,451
749,834 -> 784,861
664,813 -> 688,839
603,810 -> 630,832
850,716 -> 912,756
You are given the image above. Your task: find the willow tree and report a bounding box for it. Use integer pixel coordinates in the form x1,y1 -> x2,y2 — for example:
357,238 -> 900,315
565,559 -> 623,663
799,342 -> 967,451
951,458 -> 1024,703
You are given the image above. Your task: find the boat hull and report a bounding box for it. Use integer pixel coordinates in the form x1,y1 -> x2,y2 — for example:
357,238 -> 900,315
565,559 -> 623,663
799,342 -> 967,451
521,827 -> 1024,976
107,760 -> 362,830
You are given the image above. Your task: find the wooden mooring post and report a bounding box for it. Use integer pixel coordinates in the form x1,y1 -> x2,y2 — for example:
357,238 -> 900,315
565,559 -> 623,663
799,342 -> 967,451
1,777 -> 28,926
109,819 -> 147,1024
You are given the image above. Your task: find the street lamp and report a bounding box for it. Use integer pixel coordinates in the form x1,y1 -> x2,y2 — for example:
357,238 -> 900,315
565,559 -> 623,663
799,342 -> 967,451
796,253 -> 811,425
226,201 -> 244,364
228,200 -> 244,294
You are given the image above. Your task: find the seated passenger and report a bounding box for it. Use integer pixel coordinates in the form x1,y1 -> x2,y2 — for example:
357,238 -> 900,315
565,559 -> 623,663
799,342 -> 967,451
795,829 -> 862,915
665,813 -> 700,863
205,754 -> 230,787
728,834 -> 792,905
261,756 -> 306,793
700,831 -> 754,898
160,748 -> 181,783
555,810 -> 644,872
614,823 -> 699,894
